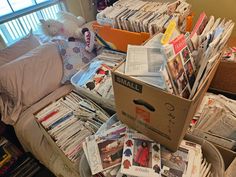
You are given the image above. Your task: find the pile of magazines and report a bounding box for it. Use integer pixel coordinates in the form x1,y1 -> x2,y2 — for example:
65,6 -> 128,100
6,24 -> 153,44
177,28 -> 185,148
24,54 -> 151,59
71,49 -> 126,109
124,12 -> 234,99
96,0 -> 191,34
35,91 -> 109,162
191,93 -> 236,151
83,119 -> 212,177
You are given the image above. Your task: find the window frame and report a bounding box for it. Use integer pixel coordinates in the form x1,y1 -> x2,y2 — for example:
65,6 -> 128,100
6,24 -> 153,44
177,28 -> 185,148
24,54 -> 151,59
0,0 -> 63,24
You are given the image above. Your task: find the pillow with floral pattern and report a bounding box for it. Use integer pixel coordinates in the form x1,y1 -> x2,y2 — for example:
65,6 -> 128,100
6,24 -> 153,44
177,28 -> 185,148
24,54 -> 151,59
58,40 -> 96,83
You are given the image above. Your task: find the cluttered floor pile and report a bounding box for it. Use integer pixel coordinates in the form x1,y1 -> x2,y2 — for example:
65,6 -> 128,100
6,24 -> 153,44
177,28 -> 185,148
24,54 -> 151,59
78,0 -> 235,176
28,0 -> 235,176
191,93 -> 236,151
83,117 -> 212,177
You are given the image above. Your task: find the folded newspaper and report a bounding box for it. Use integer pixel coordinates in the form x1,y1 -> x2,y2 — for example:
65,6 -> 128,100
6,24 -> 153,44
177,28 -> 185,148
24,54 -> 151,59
83,116 -> 213,177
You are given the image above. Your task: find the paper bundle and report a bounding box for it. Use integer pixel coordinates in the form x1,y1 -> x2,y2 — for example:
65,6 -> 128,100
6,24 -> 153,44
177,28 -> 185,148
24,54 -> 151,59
97,0 -> 191,34
72,49 -> 126,101
83,118 -> 212,177
191,93 -> 236,150
35,91 -> 109,162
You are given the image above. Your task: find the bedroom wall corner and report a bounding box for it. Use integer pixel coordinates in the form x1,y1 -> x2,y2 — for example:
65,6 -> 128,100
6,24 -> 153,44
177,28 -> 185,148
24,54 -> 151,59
63,0 -> 97,22
189,0 -> 236,37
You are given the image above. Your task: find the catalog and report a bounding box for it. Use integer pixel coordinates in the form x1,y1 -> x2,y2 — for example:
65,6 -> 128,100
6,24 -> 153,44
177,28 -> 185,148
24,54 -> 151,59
121,133 -> 161,177
165,34 -> 196,98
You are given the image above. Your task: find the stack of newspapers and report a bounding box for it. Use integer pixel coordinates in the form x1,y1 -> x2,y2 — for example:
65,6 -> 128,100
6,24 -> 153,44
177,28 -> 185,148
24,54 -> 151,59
35,91 -> 109,162
124,12 -> 234,99
191,93 -> 236,151
83,120 -> 213,177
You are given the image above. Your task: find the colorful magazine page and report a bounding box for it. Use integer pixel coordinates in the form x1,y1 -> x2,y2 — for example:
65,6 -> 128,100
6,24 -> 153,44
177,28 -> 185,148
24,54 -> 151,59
121,133 -> 161,177
166,53 -> 190,98
161,145 -> 195,177
76,60 -> 103,86
85,125 -> 127,175
82,63 -> 111,90
190,12 -> 208,38
165,35 -> 196,99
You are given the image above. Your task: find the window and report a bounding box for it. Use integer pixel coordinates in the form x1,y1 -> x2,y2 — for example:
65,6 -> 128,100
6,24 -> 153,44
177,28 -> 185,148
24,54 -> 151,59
8,0 -> 36,11
0,0 -> 61,16
0,0 -> 12,16
0,0 -> 66,46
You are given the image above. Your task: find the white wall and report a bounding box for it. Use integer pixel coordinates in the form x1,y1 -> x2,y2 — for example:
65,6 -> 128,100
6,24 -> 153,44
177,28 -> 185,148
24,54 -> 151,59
64,0 -> 96,22
189,0 -> 236,36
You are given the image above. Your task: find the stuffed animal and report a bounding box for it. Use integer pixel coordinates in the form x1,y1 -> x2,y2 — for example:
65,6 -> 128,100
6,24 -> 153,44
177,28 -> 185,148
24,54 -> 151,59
40,11 -> 86,39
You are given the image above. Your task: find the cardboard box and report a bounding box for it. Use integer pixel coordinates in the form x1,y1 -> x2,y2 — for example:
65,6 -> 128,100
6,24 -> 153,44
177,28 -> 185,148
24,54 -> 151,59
93,22 -> 150,52
111,57 -> 221,151
33,89 -> 81,173
33,90 -> 109,174
210,60 -> 236,94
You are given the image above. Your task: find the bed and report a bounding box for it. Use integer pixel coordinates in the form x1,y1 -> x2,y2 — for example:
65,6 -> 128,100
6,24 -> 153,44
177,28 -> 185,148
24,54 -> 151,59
0,27 -> 94,176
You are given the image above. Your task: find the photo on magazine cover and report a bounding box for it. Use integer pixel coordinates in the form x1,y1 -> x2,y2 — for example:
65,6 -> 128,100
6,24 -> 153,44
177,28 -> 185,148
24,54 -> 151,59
133,139 -> 152,168
167,54 -> 188,94
98,134 -> 125,169
161,146 -> 189,177
181,86 -> 191,99
181,47 -> 191,63
184,59 -> 196,88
